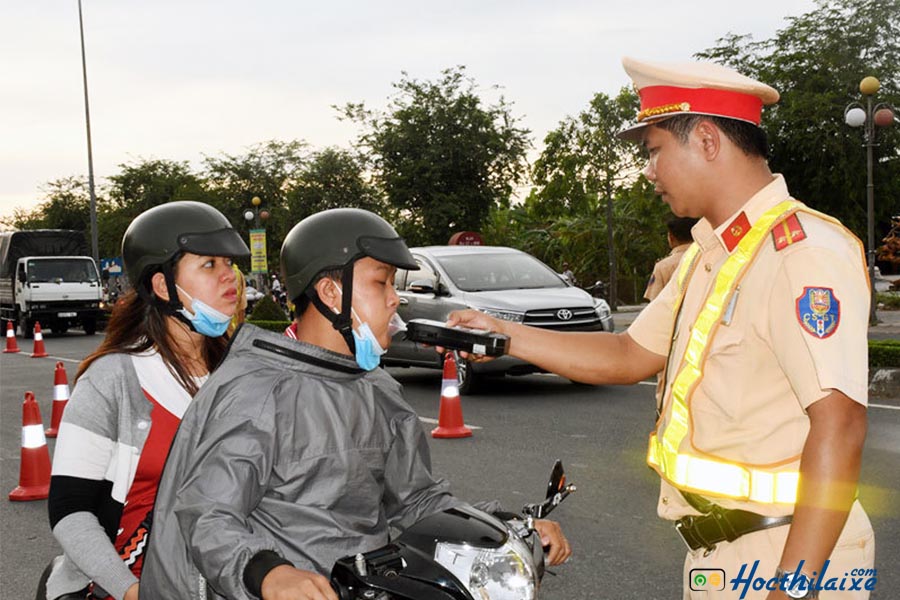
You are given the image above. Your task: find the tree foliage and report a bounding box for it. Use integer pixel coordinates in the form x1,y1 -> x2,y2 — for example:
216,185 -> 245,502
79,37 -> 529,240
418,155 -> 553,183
697,0 -> 900,249
1,177 -> 93,232
488,88 -> 669,302
341,67 -> 531,246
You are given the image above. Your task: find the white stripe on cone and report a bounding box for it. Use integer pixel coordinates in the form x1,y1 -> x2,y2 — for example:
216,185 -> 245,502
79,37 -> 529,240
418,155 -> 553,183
53,384 -> 69,401
34,332 -> 43,341
22,424 -> 47,449
6,329 -> 13,338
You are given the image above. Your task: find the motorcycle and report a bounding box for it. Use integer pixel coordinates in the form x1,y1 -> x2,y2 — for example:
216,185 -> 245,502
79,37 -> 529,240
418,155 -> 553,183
330,461 -> 576,600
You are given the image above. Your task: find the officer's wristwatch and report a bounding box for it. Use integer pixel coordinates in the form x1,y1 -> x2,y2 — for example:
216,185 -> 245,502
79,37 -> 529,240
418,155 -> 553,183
774,568 -> 819,599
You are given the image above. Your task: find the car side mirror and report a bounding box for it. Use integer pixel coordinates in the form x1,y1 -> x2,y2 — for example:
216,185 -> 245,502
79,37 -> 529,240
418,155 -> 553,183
408,279 -> 436,294
16,269 -> 26,283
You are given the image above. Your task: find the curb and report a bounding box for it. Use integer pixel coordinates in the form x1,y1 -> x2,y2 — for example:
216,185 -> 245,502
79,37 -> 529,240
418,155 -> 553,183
869,368 -> 900,399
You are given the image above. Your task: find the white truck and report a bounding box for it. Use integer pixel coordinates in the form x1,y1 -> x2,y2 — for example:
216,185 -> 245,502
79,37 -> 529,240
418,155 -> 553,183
0,230 -> 103,338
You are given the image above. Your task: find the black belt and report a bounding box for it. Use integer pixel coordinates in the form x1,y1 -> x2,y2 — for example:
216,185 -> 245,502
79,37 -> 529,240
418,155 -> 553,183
675,506 -> 792,551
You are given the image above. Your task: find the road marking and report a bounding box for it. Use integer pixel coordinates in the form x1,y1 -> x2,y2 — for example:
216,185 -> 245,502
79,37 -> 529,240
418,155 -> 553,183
870,403 -> 900,411
418,416 -> 483,430
638,380 -> 656,386
46,355 -> 81,364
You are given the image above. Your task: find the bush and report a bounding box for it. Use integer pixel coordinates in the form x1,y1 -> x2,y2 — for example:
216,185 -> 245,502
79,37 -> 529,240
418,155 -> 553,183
869,340 -> 900,368
876,293 -> 900,311
247,319 -> 292,333
249,295 -> 287,321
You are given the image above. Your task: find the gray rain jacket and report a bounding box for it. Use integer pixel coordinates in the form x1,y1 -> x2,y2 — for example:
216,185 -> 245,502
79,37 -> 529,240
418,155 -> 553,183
140,324 -> 465,600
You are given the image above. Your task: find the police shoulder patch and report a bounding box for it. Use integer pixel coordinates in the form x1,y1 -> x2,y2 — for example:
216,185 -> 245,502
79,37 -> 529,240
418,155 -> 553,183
795,287 -> 840,339
772,214 -> 807,251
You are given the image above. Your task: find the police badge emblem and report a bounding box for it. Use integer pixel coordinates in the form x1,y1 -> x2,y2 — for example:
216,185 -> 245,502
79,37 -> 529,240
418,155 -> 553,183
796,287 -> 840,339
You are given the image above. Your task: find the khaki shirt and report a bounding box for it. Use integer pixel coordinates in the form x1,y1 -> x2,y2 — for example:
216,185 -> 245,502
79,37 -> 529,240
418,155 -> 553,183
628,175 -> 869,519
644,243 -> 691,301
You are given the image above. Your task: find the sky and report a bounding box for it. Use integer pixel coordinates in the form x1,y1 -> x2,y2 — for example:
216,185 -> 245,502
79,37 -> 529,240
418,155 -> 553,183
1,0 -> 818,221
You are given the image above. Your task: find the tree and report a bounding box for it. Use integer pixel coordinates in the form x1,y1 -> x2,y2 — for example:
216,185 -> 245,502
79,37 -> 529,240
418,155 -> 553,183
285,147 -> 384,221
202,140 -> 308,272
697,0 -> 900,249
102,159 -> 210,258
524,88 -> 656,306
1,177 -> 93,232
341,66 -> 531,246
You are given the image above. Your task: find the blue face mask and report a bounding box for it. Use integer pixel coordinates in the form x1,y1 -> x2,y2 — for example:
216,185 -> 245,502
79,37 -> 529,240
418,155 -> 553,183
332,282 -> 397,371
176,285 -> 232,338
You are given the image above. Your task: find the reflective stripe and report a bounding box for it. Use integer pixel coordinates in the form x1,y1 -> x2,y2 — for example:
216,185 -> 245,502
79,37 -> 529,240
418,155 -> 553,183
6,329 -> 14,338
53,384 -> 69,401
34,332 -> 43,341
650,201 -> 805,504
22,424 -> 47,449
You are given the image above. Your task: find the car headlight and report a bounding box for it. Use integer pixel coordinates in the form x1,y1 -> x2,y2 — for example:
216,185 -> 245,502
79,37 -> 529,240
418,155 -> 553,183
480,308 -> 525,323
592,298 -> 611,319
434,531 -> 537,600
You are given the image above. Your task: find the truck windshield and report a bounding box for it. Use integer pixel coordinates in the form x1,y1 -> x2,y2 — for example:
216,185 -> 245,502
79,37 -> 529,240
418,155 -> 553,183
27,259 -> 99,284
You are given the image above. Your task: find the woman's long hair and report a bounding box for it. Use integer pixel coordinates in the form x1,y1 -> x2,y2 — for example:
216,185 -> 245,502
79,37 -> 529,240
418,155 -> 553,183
77,276 -> 228,396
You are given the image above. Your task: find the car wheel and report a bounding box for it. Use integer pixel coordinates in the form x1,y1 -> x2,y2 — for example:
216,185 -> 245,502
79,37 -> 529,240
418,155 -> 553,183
450,351 -> 478,395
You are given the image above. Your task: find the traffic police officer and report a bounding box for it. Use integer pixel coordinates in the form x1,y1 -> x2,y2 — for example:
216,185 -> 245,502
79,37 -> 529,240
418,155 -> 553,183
446,57 -> 875,599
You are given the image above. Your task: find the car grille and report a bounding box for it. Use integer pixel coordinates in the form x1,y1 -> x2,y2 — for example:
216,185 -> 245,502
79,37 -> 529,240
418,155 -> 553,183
523,306 -> 602,329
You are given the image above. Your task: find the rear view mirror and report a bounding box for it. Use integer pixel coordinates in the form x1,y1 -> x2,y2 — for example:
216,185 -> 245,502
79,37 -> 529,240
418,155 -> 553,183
408,279 -> 436,294
546,460 -> 566,499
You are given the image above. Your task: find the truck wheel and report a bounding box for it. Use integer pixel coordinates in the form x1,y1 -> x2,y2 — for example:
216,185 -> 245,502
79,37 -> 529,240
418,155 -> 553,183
83,319 -> 97,336
19,315 -> 34,339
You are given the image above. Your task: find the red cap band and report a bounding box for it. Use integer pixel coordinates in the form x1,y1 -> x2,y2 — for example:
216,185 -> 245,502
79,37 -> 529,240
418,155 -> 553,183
638,86 -> 764,124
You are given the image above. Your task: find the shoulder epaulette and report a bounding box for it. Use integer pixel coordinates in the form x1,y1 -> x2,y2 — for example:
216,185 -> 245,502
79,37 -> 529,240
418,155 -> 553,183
772,213 -> 807,251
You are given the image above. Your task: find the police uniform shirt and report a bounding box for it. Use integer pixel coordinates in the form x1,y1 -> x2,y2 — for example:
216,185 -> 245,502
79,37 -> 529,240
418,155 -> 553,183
644,243 -> 691,302
628,174 -> 869,519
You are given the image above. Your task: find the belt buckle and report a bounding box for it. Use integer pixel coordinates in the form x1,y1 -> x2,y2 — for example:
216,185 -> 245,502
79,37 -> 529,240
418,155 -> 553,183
674,517 -> 699,551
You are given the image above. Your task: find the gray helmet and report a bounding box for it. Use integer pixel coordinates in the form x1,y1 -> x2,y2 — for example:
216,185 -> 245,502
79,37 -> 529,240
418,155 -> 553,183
281,208 -> 416,304
122,201 -> 250,293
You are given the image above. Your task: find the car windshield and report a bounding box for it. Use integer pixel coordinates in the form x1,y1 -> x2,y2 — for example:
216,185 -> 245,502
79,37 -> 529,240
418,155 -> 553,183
27,259 -> 98,283
436,253 -> 566,292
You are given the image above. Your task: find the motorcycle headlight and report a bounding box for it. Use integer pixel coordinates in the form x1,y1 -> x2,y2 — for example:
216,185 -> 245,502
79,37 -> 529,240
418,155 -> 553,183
480,308 -> 525,323
434,531 -> 537,600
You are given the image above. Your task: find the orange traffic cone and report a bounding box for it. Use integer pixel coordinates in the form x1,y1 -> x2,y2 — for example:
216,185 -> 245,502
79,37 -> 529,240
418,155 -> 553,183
3,320 -> 20,353
431,352 -> 472,439
9,392 -> 52,501
31,322 -> 48,358
45,362 -> 70,438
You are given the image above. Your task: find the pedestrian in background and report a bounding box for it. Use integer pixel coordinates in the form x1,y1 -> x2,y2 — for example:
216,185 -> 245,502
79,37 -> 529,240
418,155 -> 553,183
447,57 -> 873,599
643,216 -> 699,301
41,202 -> 249,600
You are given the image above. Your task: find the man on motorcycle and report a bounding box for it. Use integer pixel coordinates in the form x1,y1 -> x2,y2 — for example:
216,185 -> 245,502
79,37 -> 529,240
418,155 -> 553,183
140,208 -> 570,600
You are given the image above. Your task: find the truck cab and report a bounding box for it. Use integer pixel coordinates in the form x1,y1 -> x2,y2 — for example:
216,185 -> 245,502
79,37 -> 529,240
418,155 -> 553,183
12,256 -> 102,336
0,230 -> 104,338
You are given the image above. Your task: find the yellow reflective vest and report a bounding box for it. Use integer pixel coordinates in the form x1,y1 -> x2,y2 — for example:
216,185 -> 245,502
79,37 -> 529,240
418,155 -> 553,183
646,200 -> 845,505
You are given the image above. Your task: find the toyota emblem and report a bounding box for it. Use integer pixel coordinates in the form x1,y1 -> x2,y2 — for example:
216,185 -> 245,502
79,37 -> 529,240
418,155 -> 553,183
556,309 -> 573,321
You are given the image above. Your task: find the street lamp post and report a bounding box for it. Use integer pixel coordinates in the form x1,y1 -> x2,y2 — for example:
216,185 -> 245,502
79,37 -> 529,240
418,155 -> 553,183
844,76 -> 895,325
243,196 -> 270,292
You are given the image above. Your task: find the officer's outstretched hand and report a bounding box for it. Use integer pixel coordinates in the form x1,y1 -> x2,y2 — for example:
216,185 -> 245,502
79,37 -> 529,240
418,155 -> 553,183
441,309 -> 506,362
534,519 -> 572,566
261,564 -> 337,600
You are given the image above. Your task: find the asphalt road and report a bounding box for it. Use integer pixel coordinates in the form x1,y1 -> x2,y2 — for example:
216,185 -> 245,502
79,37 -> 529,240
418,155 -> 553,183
2,329 -> 898,599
